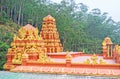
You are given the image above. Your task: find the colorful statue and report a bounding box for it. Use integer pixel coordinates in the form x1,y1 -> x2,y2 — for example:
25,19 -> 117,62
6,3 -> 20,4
83,59 -> 90,64
38,51 -> 53,63
91,54 -> 98,64
12,51 -> 22,64
66,51 -> 72,60
99,59 -> 106,64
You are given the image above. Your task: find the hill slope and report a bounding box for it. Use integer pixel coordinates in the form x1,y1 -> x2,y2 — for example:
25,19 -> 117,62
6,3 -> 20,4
0,20 -> 19,70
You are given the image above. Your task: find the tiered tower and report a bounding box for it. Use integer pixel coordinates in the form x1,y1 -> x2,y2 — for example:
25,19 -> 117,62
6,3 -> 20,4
40,15 -> 63,53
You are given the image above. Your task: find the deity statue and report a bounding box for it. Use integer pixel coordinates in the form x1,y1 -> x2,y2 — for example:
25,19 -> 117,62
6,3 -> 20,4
99,59 -> 106,64
91,54 -> 98,64
18,27 -> 26,39
38,51 -> 51,63
83,59 -> 90,64
34,27 -> 39,36
118,46 -> 120,54
66,51 -> 72,60
11,43 -> 17,52
22,53 -> 28,59
26,34 -> 34,40
14,35 -> 20,41
12,51 -> 22,64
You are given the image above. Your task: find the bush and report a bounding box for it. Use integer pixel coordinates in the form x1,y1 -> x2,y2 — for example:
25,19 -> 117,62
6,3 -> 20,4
0,42 -> 10,70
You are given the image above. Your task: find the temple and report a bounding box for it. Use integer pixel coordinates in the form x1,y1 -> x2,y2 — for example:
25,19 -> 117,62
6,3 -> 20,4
40,15 -> 63,53
3,15 -> 120,77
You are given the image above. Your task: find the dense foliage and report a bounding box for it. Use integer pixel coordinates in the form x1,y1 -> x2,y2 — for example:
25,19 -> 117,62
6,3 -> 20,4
0,0 -> 120,69
0,17 -> 19,70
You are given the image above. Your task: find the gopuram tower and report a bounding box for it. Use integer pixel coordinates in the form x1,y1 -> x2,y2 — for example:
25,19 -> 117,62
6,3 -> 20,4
40,15 -> 63,53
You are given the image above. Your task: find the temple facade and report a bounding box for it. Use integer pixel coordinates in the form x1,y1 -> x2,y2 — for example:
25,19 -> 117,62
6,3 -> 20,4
102,37 -> 120,63
4,24 -> 52,69
4,15 -> 63,69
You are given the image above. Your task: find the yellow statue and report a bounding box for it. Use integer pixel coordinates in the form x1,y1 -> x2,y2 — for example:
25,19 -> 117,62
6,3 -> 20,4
11,43 -> 17,52
38,51 -> 53,63
114,45 -> 119,53
13,34 -> 17,41
83,59 -> 90,64
12,51 -> 22,64
66,51 -> 72,60
18,27 -> 26,39
118,46 -> 120,54
34,27 -> 39,36
26,35 -> 34,40
99,59 -> 106,64
91,54 -> 98,64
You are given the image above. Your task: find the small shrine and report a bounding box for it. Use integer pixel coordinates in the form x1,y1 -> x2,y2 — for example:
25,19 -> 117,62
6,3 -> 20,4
4,24 -> 53,69
102,37 -> 113,58
40,15 -> 63,53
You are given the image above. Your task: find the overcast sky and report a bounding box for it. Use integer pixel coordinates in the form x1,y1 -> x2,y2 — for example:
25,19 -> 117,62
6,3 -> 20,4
52,0 -> 120,22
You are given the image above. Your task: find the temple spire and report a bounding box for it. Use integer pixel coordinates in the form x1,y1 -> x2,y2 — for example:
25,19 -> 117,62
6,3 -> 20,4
40,15 -> 63,53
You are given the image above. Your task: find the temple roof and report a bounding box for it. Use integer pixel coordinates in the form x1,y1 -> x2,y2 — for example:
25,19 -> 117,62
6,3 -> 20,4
43,15 -> 55,21
18,24 -> 39,38
23,24 -> 36,31
102,37 -> 113,45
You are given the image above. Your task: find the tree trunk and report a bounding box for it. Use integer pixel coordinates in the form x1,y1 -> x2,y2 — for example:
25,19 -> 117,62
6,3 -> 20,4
0,0 -> 3,13
21,13 -> 23,25
10,8 -> 13,19
13,7 -> 17,23
7,7 -> 11,18
0,6 -> 3,13
18,3 -> 22,25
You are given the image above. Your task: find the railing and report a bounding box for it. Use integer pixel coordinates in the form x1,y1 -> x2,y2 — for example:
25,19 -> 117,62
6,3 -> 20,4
70,43 -> 102,54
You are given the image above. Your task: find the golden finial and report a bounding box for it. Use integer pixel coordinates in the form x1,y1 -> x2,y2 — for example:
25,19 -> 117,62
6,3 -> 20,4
66,51 -> 72,60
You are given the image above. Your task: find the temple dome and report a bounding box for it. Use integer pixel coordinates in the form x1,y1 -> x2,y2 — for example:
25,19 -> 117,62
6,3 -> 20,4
23,24 -> 36,31
102,37 -> 113,45
18,24 -> 39,38
43,15 -> 55,21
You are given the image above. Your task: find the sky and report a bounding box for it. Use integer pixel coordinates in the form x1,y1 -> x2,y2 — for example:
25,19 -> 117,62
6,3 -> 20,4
52,0 -> 120,22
